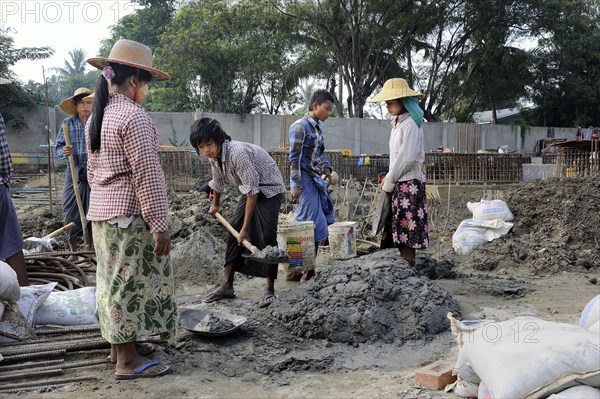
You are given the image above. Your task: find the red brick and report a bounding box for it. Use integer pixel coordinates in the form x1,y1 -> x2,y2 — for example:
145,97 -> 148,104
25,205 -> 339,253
414,361 -> 457,390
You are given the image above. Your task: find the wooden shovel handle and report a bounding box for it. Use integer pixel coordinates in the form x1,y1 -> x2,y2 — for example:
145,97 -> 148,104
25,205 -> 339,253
214,212 -> 256,253
43,222 -> 76,239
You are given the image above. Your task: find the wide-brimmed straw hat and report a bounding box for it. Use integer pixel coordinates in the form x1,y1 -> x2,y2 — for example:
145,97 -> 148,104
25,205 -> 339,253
59,87 -> 94,115
87,39 -> 171,82
0,77 -> 12,85
367,78 -> 425,102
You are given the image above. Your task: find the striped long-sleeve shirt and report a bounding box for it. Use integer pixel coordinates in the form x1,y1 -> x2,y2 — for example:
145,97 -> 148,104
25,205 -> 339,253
288,115 -> 330,190
55,115 -> 88,168
0,114 -> 13,187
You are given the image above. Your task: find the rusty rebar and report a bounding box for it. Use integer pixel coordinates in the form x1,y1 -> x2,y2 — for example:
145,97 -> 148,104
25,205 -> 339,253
0,376 -> 97,392
3,332 -> 102,347
0,358 -> 109,382
0,349 -> 66,363
35,325 -> 99,335
0,368 -> 63,381
0,359 -> 63,373
0,337 -> 109,356
25,255 -> 90,285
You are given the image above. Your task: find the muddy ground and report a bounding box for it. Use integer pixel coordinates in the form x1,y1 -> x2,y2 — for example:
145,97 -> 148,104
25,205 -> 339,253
6,176 -> 600,398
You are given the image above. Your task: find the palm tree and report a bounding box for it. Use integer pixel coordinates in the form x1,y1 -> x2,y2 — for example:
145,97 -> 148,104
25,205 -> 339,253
53,48 -> 94,100
54,48 -> 88,77
293,80 -> 316,115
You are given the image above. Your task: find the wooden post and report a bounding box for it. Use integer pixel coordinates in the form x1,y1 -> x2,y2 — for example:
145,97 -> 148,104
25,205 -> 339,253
42,67 -> 53,212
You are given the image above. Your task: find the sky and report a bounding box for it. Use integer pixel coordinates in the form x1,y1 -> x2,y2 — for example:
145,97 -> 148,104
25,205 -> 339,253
2,0 -> 136,83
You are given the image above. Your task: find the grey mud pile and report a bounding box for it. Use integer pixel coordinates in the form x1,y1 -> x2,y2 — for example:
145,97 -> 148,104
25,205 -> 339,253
169,191 -> 236,286
429,177 -> 600,275
269,249 -> 460,344
170,249 -> 461,379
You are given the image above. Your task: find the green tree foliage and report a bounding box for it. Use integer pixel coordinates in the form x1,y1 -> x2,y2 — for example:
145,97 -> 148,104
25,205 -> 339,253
0,27 -> 53,128
99,0 -> 178,111
159,0 -> 305,114
50,49 -> 98,104
526,0 -> 600,126
272,0 -> 435,118
99,0 -> 177,56
88,0 -> 597,126
416,0 -> 539,123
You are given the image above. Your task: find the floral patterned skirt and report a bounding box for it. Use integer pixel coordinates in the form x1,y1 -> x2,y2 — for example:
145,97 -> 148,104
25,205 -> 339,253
381,179 -> 429,250
92,217 -> 177,344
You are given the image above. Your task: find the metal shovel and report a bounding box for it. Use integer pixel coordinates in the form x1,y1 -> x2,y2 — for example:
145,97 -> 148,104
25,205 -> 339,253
214,212 -> 288,264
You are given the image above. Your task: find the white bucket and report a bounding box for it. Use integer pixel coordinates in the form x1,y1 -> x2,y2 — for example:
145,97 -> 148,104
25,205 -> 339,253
328,221 -> 357,259
277,221 -> 315,271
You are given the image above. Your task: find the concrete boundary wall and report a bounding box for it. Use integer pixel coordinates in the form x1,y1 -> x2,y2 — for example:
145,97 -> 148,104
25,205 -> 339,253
4,106 -> 580,155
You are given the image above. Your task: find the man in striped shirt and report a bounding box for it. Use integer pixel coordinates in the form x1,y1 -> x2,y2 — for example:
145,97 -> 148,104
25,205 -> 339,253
191,117 -> 285,308
288,89 -> 336,282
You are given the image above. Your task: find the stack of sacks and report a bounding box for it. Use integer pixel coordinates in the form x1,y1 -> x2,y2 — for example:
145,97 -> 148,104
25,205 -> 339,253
449,295 -> 600,398
452,199 -> 514,255
1,261 -> 99,346
0,261 -> 34,343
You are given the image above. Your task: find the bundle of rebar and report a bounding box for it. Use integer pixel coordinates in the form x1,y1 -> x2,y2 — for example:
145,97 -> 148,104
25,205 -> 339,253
0,326 -> 108,394
24,251 -> 96,289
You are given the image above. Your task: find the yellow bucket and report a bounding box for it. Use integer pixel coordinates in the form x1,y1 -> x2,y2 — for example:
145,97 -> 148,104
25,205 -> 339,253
277,221 -> 315,271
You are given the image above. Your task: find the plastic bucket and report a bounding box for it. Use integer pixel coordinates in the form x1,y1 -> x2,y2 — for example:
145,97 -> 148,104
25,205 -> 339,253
328,221 -> 357,260
277,221 -> 315,271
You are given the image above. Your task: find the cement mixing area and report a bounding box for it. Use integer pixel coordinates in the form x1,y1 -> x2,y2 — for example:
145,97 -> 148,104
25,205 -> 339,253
1,154 -> 600,398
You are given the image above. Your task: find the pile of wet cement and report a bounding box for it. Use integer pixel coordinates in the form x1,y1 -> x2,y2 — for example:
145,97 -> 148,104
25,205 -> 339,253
269,249 -> 460,344
200,314 -> 236,333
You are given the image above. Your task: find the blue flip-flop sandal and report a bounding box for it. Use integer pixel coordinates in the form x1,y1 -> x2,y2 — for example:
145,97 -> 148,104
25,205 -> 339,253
114,359 -> 171,380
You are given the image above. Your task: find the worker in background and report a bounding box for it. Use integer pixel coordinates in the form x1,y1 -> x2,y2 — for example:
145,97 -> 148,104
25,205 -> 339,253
367,78 -> 429,268
55,87 -> 94,252
288,89 -> 336,282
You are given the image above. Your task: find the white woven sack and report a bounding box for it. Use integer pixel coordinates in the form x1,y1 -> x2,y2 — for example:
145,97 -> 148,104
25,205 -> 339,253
452,219 -> 513,255
0,261 -> 20,302
17,282 -> 57,325
467,199 -> 514,221
456,317 -> 600,399
579,295 -> 600,329
548,386 -> 600,398
587,320 -> 600,334
36,287 -> 98,326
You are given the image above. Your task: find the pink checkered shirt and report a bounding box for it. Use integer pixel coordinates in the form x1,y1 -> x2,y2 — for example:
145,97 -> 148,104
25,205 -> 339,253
86,93 -> 169,233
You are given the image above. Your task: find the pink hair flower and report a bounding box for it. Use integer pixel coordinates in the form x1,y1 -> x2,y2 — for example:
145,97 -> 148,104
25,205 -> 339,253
102,65 -> 116,80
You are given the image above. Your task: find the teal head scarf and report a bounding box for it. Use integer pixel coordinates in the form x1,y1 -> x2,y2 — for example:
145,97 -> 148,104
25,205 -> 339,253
400,96 -> 424,128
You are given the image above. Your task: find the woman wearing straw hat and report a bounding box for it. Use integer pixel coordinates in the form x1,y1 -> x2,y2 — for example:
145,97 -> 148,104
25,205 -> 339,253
86,39 -> 176,380
56,87 -> 94,253
368,78 -> 429,267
